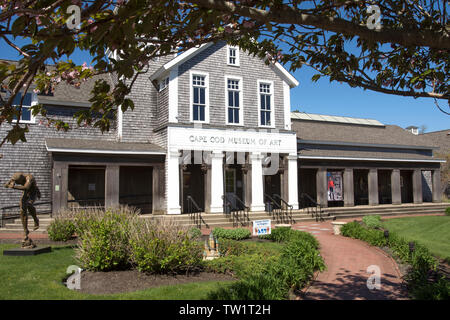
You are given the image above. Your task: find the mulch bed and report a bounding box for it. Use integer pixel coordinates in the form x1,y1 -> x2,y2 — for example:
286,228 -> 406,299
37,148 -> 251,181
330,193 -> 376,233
78,270 -> 235,295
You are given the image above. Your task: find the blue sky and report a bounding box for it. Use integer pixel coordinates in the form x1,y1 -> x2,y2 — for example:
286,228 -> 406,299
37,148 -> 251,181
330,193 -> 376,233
1,41 -> 448,132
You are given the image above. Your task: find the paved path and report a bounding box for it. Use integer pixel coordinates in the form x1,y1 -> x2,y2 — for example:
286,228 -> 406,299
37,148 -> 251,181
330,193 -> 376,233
293,220 -> 409,300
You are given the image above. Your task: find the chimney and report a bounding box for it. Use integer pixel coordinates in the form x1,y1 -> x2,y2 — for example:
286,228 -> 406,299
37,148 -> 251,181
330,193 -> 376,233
406,126 -> 419,135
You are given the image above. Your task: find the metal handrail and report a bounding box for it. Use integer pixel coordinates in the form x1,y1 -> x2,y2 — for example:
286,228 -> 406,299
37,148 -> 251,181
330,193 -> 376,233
274,194 -> 294,224
299,193 -> 324,222
264,193 -> 281,220
186,195 -> 208,229
223,195 -> 238,227
224,194 -> 250,227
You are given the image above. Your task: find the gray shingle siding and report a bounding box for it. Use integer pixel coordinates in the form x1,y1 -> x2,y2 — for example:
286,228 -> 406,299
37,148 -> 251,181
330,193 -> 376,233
0,106 -> 117,210
177,41 -> 286,130
120,55 -> 173,145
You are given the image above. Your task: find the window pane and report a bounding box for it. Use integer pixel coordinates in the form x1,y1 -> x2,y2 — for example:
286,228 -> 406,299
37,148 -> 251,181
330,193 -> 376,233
266,112 -> 271,125
261,94 -> 266,109
228,108 -> 233,123
23,93 -> 32,106
21,107 -> 31,121
234,92 -> 239,107
234,109 -> 239,123
265,95 -> 271,110
193,87 -> 199,104
261,111 -> 266,125
12,93 -> 22,106
200,87 -> 205,104
228,91 -> 233,107
199,106 -> 205,121
193,105 -> 199,120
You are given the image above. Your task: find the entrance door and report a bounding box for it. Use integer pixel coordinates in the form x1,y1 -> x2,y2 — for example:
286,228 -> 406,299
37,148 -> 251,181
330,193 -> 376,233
264,173 -> 281,206
225,169 -> 237,209
182,164 -> 205,213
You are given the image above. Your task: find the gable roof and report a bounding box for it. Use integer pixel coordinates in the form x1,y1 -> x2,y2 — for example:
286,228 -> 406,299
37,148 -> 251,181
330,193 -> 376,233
0,59 -> 112,107
149,42 -> 299,88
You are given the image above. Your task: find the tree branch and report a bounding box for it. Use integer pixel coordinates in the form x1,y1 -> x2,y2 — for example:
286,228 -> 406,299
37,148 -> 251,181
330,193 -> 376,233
189,0 -> 450,49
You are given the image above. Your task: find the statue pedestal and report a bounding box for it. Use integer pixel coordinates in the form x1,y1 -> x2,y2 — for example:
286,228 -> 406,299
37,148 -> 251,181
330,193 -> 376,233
3,246 -> 52,256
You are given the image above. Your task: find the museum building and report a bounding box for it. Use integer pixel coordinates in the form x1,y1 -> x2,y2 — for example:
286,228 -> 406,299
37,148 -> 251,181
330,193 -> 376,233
0,42 -> 445,216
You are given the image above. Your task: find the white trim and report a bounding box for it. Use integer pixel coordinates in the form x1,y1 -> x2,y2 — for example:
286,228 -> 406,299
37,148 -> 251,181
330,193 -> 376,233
271,62 -> 299,88
37,99 -> 91,108
257,79 -> 275,128
225,75 -> 244,126
168,67 -> 178,123
150,43 -> 214,81
298,155 -> 446,163
189,71 -> 210,123
283,81 -> 291,130
117,106 -> 123,141
150,42 -> 299,89
226,45 -> 240,67
45,146 -> 165,155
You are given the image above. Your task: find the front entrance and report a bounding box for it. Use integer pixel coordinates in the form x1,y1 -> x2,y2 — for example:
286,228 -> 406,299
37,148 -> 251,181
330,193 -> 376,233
224,165 -> 244,210
182,164 -> 205,213
378,170 -> 392,204
298,168 -> 317,202
354,169 -> 369,205
264,173 -> 281,206
401,170 -> 413,203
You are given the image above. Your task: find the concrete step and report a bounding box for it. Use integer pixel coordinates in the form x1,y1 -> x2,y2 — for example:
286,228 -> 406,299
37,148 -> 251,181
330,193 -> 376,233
0,228 -> 48,234
3,224 -> 52,230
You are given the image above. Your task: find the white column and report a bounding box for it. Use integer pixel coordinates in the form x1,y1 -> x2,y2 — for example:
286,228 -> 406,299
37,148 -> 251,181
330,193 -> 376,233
287,154 -> 299,210
210,151 -> 224,213
250,152 -> 265,212
167,149 -> 181,214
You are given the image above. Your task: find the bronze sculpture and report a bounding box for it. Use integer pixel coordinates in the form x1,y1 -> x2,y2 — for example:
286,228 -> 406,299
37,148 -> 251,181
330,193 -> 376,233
4,173 -> 41,248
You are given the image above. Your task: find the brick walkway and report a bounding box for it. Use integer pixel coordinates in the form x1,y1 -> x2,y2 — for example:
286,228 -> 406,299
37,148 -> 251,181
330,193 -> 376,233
293,219 -> 409,300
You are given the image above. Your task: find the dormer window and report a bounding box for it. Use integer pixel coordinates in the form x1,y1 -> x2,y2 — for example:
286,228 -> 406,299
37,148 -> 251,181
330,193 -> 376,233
11,92 -> 35,123
227,45 -> 239,66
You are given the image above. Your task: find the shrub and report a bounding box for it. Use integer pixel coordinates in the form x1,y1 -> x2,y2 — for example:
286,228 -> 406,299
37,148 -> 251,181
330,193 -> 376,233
341,221 -> 387,247
212,227 -> 251,240
188,227 -> 202,240
207,229 -> 325,300
217,238 -> 249,257
259,226 -> 291,242
47,217 -> 76,241
129,218 -> 203,274
362,215 -> 382,229
74,207 -> 136,271
341,220 -> 448,300
445,207 -> 450,216
260,227 -> 320,249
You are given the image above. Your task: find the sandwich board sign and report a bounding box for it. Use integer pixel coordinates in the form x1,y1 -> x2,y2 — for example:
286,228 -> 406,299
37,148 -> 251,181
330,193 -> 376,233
253,219 -> 271,236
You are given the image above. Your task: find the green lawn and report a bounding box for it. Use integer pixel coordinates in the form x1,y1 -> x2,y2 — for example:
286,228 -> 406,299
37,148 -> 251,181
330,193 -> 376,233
382,216 -> 450,261
0,244 -> 233,300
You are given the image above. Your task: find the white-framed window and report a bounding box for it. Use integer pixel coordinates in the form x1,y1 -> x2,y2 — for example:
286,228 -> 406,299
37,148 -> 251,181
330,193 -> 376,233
11,92 -> 36,124
190,71 -> 209,123
225,76 -> 243,125
258,80 -> 274,127
227,45 -> 239,66
159,77 -> 169,91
